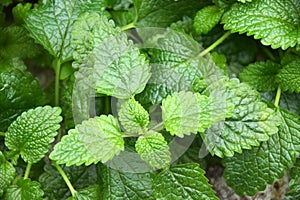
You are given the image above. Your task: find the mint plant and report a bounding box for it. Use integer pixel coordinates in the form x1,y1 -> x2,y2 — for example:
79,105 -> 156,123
1,0 -> 300,199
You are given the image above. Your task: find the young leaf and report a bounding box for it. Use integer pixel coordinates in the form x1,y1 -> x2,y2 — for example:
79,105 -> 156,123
90,28 -> 151,99
201,78 -> 280,157
135,131 -> 171,169
153,163 -> 218,200
100,165 -> 153,199
277,58 -> 300,93
24,0 -> 107,62
49,129 -> 98,166
67,185 -> 100,200
223,109 -> 300,195
5,106 -> 62,163
78,115 -> 124,163
162,91 -> 200,137
4,178 -> 44,200
119,97 -> 149,133
0,152 -> 15,197
133,0 -> 210,27
193,6 -> 222,35
71,12 -> 120,69
0,69 -> 45,131
222,0 -> 300,49
239,61 -> 281,92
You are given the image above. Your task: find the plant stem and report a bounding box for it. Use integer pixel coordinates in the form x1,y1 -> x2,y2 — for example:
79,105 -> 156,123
274,86 -> 281,108
54,59 -> 61,106
199,31 -> 231,57
104,96 -> 111,114
150,122 -> 164,131
24,163 -> 32,179
0,132 -> 5,136
121,22 -> 136,31
54,162 -> 77,197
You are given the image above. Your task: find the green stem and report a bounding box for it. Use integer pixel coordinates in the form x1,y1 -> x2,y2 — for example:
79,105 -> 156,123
121,22 -> 136,31
54,59 -> 61,106
274,86 -> 281,108
54,162 -> 77,197
104,96 -> 111,114
150,122 -> 164,131
199,31 -> 231,57
0,132 -> 5,136
24,163 -> 32,179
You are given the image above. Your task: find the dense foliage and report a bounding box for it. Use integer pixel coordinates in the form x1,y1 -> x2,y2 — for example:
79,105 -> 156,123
1,0 -> 300,199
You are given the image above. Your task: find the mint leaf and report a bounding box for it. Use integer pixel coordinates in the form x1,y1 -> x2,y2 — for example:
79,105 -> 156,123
162,91 -> 200,137
39,164 -> 98,200
133,0 -> 209,27
25,0 -> 107,62
79,115 -> 124,163
222,0 -> 300,49
89,25 -> 151,99
5,178 -> 44,200
286,176 -> 300,200
0,69 -> 45,131
49,129 -> 98,166
135,131 -> 171,169
239,61 -> 281,92
5,106 -> 62,163
119,97 -> 149,134
193,6 -> 222,35
100,165 -> 153,199
67,185 -> 100,200
71,12 -> 120,69
0,152 -> 15,197
201,78 -> 280,157
223,109 -> 300,195
153,163 -> 218,200
277,58 -> 300,93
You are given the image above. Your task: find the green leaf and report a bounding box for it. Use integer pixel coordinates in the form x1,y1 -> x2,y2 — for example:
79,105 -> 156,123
153,163 -> 218,200
201,78 -> 280,157
79,115 -> 124,163
0,152 -> 15,197
119,97 -> 149,134
0,69 -> 45,132
162,91 -> 199,137
193,6 -> 222,35
5,178 -> 44,200
285,176 -> 300,200
71,12 -> 120,69
223,109 -> 300,195
133,0 -> 210,27
222,0 -> 300,49
39,164 -> 99,200
100,165 -> 153,199
277,58 -> 300,93
12,3 -> 32,25
5,106 -> 62,163
135,131 -> 171,169
239,61 -> 281,92
24,0 -> 107,62
49,129 -> 98,166
67,185 -> 100,200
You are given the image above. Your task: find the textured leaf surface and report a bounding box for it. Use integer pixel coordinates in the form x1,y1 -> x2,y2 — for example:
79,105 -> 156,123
222,0 -> 300,49
223,109 -> 300,195
78,115 -> 124,163
91,30 -> 151,99
239,61 -> 280,92
119,98 -> 149,134
285,176 -> 300,200
67,185 -> 100,200
39,164 -> 98,200
0,69 -> 44,131
277,58 -> 300,93
71,12 -> 120,69
153,164 -> 218,200
49,129 -> 98,166
201,78 -> 280,157
193,6 -> 222,34
135,131 -> 171,169
0,152 -> 15,197
5,178 -> 44,200
133,0 -> 209,27
5,106 -> 62,163
25,0 -> 107,62
100,165 -> 153,200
